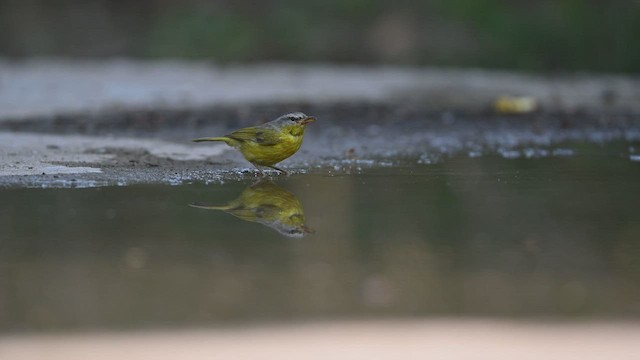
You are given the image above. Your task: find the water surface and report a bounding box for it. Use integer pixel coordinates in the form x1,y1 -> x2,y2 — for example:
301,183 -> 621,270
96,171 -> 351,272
1,148 -> 640,331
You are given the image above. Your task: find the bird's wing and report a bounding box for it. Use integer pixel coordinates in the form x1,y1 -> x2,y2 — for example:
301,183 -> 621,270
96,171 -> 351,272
227,204 -> 279,221
227,127 -> 282,145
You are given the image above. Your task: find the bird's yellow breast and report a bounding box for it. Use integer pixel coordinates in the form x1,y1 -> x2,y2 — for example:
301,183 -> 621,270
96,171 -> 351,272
239,131 -> 304,166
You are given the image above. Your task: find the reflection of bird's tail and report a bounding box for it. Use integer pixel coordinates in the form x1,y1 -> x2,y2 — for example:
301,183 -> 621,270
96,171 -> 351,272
192,136 -> 231,144
189,202 -> 231,210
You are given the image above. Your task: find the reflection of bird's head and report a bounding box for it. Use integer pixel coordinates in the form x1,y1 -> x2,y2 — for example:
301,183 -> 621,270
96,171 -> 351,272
190,180 -> 313,238
269,112 -> 315,136
270,213 -> 314,238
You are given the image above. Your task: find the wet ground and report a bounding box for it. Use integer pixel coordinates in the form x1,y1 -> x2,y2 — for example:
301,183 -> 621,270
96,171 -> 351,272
1,103 -> 640,187
2,61 -> 640,186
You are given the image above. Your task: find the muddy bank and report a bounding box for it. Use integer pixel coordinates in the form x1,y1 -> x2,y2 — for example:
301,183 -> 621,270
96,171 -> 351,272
1,60 -> 639,187
1,108 -> 639,187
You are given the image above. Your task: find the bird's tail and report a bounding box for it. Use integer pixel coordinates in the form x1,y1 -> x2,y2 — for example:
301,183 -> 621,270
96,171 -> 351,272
192,136 -> 231,144
189,202 -> 231,210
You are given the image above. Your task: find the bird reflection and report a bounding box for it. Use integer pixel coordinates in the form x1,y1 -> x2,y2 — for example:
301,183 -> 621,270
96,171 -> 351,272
190,180 -> 314,238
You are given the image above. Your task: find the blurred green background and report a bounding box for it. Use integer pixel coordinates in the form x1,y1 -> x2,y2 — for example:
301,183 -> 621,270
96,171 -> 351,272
1,0 -> 639,72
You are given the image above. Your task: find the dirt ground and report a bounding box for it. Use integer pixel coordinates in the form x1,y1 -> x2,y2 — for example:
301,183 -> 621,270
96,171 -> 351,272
1,60 -> 639,187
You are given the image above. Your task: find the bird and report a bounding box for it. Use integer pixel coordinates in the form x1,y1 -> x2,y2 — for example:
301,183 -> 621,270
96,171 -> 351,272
189,180 -> 314,237
192,112 -> 315,175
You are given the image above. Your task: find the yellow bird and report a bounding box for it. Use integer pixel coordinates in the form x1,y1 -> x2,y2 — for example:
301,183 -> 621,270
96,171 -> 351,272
192,112 -> 315,174
190,180 -> 314,237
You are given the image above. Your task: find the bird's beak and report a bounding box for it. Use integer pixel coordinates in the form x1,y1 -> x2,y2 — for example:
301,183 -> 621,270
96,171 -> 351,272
300,116 -> 316,125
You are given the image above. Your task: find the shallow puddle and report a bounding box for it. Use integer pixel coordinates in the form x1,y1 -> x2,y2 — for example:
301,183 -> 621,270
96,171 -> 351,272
1,147 -> 640,331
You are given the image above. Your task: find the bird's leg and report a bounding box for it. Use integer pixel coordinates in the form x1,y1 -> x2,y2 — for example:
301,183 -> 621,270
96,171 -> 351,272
267,165 -> 288,176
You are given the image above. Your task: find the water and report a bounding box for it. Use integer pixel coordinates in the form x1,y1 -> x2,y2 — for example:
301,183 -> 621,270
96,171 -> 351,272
1,151 -> 640,332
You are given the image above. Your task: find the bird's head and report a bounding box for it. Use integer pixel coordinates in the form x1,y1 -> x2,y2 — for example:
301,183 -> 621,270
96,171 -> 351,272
271,112 -> 315,135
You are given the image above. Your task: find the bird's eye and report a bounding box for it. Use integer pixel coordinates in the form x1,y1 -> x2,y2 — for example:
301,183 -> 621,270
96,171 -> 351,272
288,117 -> 296,122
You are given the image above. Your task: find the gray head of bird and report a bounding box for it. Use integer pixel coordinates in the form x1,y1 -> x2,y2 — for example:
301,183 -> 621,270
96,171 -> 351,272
271,112 -> 316,128
268,221 -> 315,238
